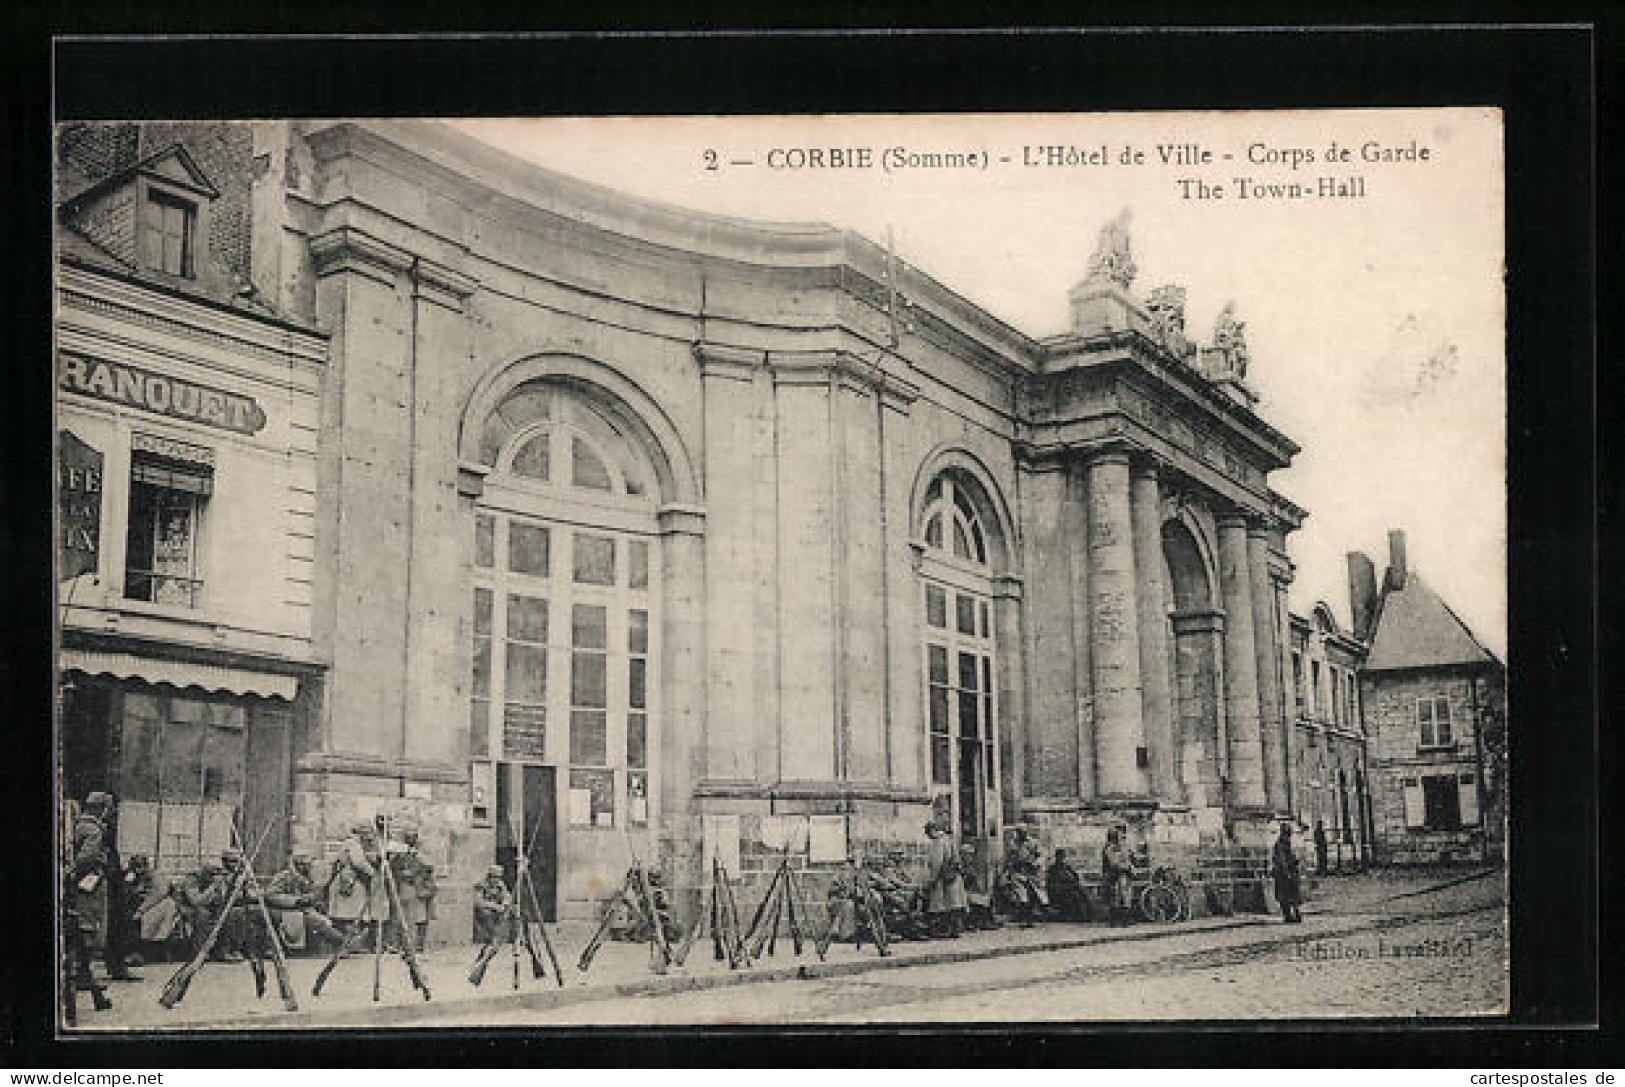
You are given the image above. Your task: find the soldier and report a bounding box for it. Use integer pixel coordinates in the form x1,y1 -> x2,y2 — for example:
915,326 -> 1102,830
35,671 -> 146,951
218,848 -> 275,996
178,860 -> 222,957
961,842 -> 1000,931
388,827 -> 436,952
99,794 -> 140,981
1313,819 -> 1330,876
266,851 -> 343,953
472,864 -> 513,945
1101,827 -> 1135,926
924,822 -> 967,938
70,792 -> 112,969
1046,848 -> 1089,923
63,797 -> 113,1015
117,855 -> 155,968
1272,822 -> 1304,924
999,826 -> 1047,927
327,820 -> 388,941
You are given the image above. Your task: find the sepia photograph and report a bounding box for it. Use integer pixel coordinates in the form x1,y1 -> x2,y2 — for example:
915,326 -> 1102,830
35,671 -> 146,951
53,106 -> 1510,1031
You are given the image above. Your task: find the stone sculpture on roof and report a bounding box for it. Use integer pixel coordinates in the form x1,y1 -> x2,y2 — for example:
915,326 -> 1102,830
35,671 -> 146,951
1086,209 -> 1137,289
1211,301 -> 1250,380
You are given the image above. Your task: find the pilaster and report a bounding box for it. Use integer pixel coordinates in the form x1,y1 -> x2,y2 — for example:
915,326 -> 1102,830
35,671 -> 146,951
1086,447 -> 1149,800
1217,513 -> 1267,810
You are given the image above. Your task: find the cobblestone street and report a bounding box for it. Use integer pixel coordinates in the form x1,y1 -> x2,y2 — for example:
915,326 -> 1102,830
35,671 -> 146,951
427,870 -> 1506,1026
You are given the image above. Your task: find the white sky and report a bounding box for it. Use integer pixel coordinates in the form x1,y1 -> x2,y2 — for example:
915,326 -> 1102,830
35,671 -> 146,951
453,110 -> 1505,659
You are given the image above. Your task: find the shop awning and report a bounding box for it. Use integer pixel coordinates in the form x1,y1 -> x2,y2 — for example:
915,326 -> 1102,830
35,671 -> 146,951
59,648 -> 299,700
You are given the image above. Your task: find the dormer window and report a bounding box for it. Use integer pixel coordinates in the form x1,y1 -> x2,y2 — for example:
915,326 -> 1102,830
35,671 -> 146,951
142,190 -> 196,278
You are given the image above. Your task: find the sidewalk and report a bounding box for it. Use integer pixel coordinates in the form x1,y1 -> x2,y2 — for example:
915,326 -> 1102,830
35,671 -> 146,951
73,868 -> 1493,1031
74,912 -> 1271,1031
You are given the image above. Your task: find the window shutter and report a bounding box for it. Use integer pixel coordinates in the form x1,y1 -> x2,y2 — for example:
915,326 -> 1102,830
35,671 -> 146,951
1457,774 -> 1479,825
1402,777 -> 1425,828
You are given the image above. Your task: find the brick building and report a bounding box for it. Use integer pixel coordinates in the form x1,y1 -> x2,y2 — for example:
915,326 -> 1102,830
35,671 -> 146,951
58,120 -> 1315,938
1349,531 -> 1506,865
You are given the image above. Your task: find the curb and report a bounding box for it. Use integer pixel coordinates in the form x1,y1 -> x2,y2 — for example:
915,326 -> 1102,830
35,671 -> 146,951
159,914 -> 1274,1031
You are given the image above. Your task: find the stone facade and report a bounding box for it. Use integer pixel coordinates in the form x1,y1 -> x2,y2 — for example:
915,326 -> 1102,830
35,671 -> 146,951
1349,532 -> 1506,867
1288,605 -> 1372,871
58,120 -> 1317,941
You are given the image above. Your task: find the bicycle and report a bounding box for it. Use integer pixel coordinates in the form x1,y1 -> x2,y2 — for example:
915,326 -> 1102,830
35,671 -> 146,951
1138,866 -> 1192,923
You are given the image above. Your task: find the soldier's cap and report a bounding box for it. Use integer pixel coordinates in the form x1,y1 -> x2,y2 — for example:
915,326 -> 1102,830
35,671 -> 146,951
84,791 -> 112,808
351,821 -> 375,834
221,849 -> 243,863
486,864 -> 505,878
924,821 -> 940,833
290,851 -> 312,863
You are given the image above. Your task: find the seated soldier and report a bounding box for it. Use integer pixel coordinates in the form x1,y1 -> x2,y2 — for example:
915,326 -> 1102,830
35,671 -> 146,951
118,855 -> 155,966
1045,848 -> 1089,922
266,851 -> 343,954
997,827 -> 1048,927
864,853 -> 925,941
472,865 -> 513,946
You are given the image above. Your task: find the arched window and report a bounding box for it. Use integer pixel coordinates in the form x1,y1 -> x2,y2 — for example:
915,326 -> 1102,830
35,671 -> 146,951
468,381 -> 659,915
918,468 -> 998,844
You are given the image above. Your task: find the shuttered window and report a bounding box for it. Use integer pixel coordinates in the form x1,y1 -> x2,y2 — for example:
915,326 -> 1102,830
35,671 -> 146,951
1457,773 -> 1480,825
1402,777 -> 1425,828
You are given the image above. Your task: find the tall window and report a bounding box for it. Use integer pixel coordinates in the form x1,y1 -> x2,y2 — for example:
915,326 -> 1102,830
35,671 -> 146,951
124,436 -> 212,608
1417,695 -> 1453,748
919,471 -> 998,842
142,191 -> 196,278
469,386 -> 658,831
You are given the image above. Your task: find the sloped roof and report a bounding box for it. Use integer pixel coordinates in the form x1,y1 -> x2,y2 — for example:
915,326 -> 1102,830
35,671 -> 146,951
1364,572 -> 1496,671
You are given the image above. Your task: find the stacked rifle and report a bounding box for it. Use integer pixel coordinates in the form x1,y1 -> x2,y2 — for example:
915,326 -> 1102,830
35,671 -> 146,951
158,817 -> 297,1009
670,855 -> 749,969
468,811 -> 564,989
741,840 -> 825,963
311,814 -> 431,1003
577,834 -> 674,976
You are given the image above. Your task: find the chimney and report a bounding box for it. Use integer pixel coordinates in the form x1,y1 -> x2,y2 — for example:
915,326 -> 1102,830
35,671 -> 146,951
1385,529 -> 1408,591
1346,551 -> 1378,640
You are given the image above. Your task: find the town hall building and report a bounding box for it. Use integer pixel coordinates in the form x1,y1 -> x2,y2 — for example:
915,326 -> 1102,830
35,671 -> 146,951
58,120 -> 1311,937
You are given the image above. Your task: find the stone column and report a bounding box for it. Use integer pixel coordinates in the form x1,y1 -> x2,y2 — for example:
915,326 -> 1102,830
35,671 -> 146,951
879,381 -> 922,790
657,506 -> 707,891
1020,461 -> 1082,801
992,574 -> 1027,823
833,370 -> 887,785
1086,448 -> 1148,799
1273,572 -> 1297,818
770,360 -> 837,783
1130,460 -> 1179,804
1248,526 -> 1288,814
697,344 -> 762,785
1217,513 -> 1267,810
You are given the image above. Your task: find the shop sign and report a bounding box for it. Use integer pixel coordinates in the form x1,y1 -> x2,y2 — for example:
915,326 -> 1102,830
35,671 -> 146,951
58,430 -> 102,580
59,351 -> 267,436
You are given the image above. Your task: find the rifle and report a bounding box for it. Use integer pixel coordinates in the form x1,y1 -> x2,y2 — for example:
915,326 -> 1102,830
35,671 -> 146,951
626,831 -> 672,970
377,815 -> 432,1001
231,816 -> 298,1011
158,819 -> 276,1008
468,893 -> 517,987
508,809 -> 562,986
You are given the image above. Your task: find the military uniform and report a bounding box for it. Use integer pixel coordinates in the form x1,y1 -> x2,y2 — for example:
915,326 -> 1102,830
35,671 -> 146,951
999,828 -> 1047,925
267,854 -> 343,951
116,856 -> 154,968
388,830 -> 436,951
472,866 -> 514,945
1046,849 -> 1088,922
327,823 -> 388,932
924,824 -> 967,937
1100,831 -> 1135,925
1272,826 -> 1304,923
70,797 -> 110,954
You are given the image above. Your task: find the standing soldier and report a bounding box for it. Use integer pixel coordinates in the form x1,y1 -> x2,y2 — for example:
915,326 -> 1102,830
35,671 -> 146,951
1000,826 -> 1047,927
71,793 -> 113,969
1313,819 -> 1330,876
1101,826 -> 1135,926
266,852 -> 344,952
389,826 -> 435,952
63,797 -> 113,1015
923,822 -> 967,938
1272,822 -> 1304,924
328,821 -> 387,942
99,794 -> 139,981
